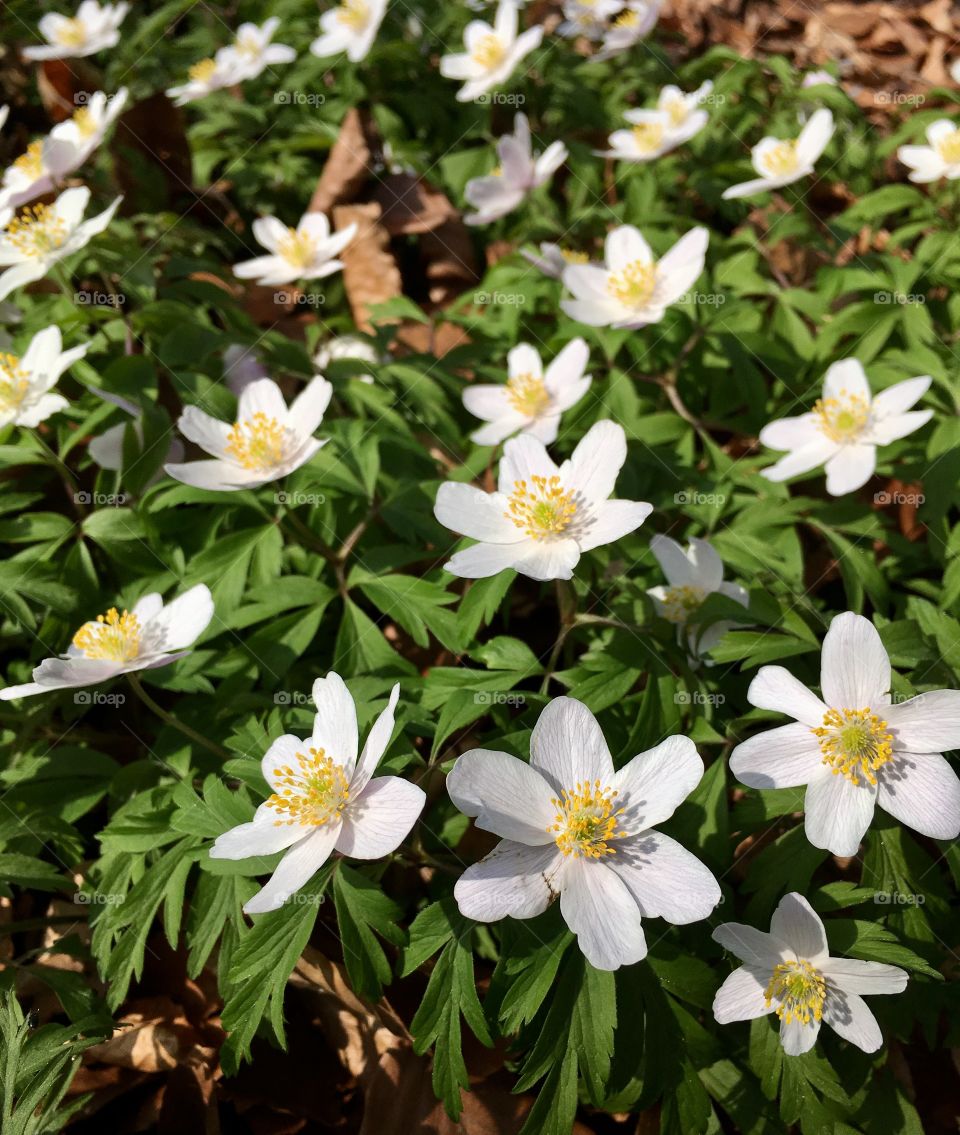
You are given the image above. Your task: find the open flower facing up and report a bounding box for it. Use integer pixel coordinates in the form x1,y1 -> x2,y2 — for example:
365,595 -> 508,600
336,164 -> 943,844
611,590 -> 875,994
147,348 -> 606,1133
898,119 -> 960,183
722,109 -> 834,199
23,1 -> 129,60
232,212 -> 356,287
218,18 -> 296,82
447,697 -> 721,970
730,612 -> 960,856
435,420 -> 652,580
760,359 -> 932,496
0,186 -> 121,302
440,0 -> 543,103
521,242 -> 593,280
88,386 -> 184,476
561,224 -> 708,329
464,113 -> 567,225
310,0 -> 388,63
166,376 -> 332,493
0,585 -> 213,700
600,82 -> 712,162
0,325 -> 86,429
464,338 -> 591,446
647,535 -> 749,662
210,674 -> 425,915
713,892 -> 908,1055
594,1 -> 660,61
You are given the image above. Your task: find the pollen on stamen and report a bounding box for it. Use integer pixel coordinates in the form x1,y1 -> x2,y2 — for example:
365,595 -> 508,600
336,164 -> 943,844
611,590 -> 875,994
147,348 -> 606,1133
813,707 -> 893,787
225,411 -> 287,473
0,353 -> 30,413
505,372 -> 550,417
504,475 -> 577,540
760,139 -> 800,177
266,747 -> 350,828
813,388 -> 870,443
548,779 -> 626,859
607,258 -> 657,308
472,33 -> 506,69
3,204 -> 68,258
277,227 -> 318,271
764,959 -> 826,1026
72,608 -> 142,662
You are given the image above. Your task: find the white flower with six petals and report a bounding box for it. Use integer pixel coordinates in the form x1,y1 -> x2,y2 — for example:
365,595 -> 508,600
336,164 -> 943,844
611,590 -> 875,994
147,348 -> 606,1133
464,113 -> 567,225
723,108 -> 834,199
232,211 -> 357,287
599,82 -> 712,163
440,0 -> 543,104
0,325 -> 86,429
23,1 -> 129,60
310,0 -> 388,63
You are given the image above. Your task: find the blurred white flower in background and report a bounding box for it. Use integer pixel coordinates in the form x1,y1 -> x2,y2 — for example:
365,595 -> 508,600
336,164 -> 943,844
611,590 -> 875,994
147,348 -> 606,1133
0,325 -> 86,429
722,108 -> 834,198
232,211 -> 357,287
440,0 -> 543,103
464,113 -> 567,225
23,0 -> 129,60
310,0 -> 389,63
898,119 -> 960,183
599,82 -> 712,162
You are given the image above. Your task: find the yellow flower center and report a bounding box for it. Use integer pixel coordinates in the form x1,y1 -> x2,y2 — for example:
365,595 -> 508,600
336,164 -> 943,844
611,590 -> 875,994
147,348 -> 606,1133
472,33 -> 506,69
3,204 -> 68,258
266,747 -> 350,827
0,353 -> 29,412
189,58 -> 218,83
337,0 -> 370,29
224,412 -> 287,472
663,97 -> 687,127
660,584 -> 706,624
73,107 -> 97,138
813,707 -> 893,787
560,248 -> 589,263
13,141 -> 45,181
614,9 -> 640,27
72,608 -> 142,662
235,30 -> 261,56
631,121 -> 665,154
506,372 -> 550,416
607,258 -> 656,308
760,140 -> 800,177
505,475 -> 577,539
936,128 -> 960,164
764,959 -> 826,1026
549,780 -> 626,858
55,17 -> 88,48
813,390 -> 870,443
277,227 -> 317,271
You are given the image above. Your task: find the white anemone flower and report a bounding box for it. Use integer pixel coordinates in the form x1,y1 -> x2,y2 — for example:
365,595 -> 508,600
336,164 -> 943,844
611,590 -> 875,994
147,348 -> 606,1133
165,376 -> 332,493
218,18 -> 297,82
464,338 -> 591,446
594,1 -> 660,61
434,419 -> 652,581
310,0 -> 388,63
558,0 -> 625,41
313,334 -> 382,384
0,585 -> 213,701
647,535 -> 748,661
897,119 -> 960,183
447,696 -> 721,971
521,242 -> 594,280
439,0 -> 543,104
23,1 -> 129,60
722,108 -> 834,199
713,892 -> 907,1055
166,53 -> 246,106
232,211 -> 357,287
561,224 -> 708,329
760,359 -> 932,496
0,186 -> 121,303
802,70 -> 837,88
87,386 -> 184,476
730,611 -> 960,856
599,82 -> 712,162
210,675 -> 425,915
464,113 -> 567,226
0,325 -> 86,429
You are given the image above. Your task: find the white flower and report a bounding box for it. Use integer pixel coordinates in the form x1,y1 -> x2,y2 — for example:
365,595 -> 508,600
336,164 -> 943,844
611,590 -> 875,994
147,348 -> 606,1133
439,0 -> 543,103
729,611 -> 960,856
594,1 -> 659,60
232,211 -> 356,287
760,359 -> 931,496
647,534 -> 748,662
952,58 -> 960,85
599,82 -> 712,162
313,334 -> 382,384
166,376 -> 332,493
464,113 -> 567,225
447,696 -> 721,971
802,70 -> 837,88
464,338 -> 591,446
218,18 -> 296,82
87,386 -> 184,475
0,325 -> 85,429
561,224 -> 708,329
23,1 -> 129,60
897,118 -> 960,183
210,675 -> 425,915
434,419 -> 652,580
310,0 -> 388,63
558,0 -> 624,41
222,344 -> 269,396
166,53 -> 245,106
0,107 -> 8,134
521,242 -> 593,279
722,108 -> 834,199
713,892 -> 907,1055
0,186 -> 121,302
0,585 -> 213,700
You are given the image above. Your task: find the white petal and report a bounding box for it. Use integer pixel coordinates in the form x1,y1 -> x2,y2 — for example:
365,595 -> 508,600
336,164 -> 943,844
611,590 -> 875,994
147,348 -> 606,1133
796,108 -> 834,166
713,967 -> 771,1023
868,410 -> 931,446
560,858 -> 647,970
164,459 -> 267,491
209,813 -> 303,859
609,830 -> 720,924
653,226 -> 709,307
177,408 -> 234,460
142,584 -> 213,652
351,683 -> 400,792
780,1013 -> 820,1055
820,958 -> 908,996
261,733 -> 310,790
311,672 -> 359,773
748,667 -> 828,726
759,415 -> 821,451
498,432 -> 558,495
870,375 -> 930,418
578,499 -> 652,553
530,697 -> 614,794
462,383 -> 513,423
444,541 -> 524,578
605,225 -> 653,270
713,922 -> 786,968
649,534 -> 693,587
562,419 -> 626,505
454,841 -> 564,921
613,735 -> 703,830
238,378 -> 287,422
512,538 -> 581,581
287,375 -> 332,438
542,337 -> 588,393
730,723 -> 824,789
762,438 -> 837,482
243,824 -> 340,914
822,988 -> 882,1052
877,751 -> 960,841
434,482 -> 518,543
824,444 -> 875,495
770,893 -> 828,961
820,612 -> 890,709
885,690 -> 960,752
804,772 -> 877,856
446,748 -> 556,844
336,776 -> 425,858
722,176 -> 777,200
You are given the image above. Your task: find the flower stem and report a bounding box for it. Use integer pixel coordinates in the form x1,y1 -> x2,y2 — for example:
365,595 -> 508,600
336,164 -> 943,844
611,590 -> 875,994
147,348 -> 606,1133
540,579 -> 578,693
127,673 -> 229,760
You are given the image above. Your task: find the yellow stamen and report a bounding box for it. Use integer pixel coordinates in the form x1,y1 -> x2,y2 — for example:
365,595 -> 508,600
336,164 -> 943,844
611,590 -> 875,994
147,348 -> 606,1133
13,141 -> 45,181
936,128 -> 960,165
614,9 -> 640,27
813,707 -> 893,787
3,204 -> 68,259
72,608 -> 141,662
472,33 -> 506,69
631,120 -> 665,154
266,747 -> 350,827
660,584 -> 705,624
337,0 -> 370,29
549,780 -> 626,858
505,475 -> 577,539
760,140 -> 799,177
277,227 -> 317,271
189,58 -> 218,83
0,353 -> 29,412
765,959 -> 826,1026
224,412 -> 287,472
607,258 -> 656,308
55,17 -> 88,48
560,248 -> 589,263
73,107 -> 97,138
234,30 -> 261,56
505,372 -> 550,416
813,389 -> 870,443
662,97 -> 687,128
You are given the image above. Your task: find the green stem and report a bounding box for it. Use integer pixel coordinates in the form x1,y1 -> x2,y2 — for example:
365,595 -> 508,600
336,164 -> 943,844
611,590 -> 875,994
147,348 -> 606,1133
540,579 -> 578,693
127,673 -> 229,760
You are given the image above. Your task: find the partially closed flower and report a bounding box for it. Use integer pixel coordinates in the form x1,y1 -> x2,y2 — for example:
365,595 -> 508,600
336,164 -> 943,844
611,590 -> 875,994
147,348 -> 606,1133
723,109 -> 834,199
464,113 -> 567,226
599,82 -> 712,163
0,325 -> 87,429
898,118 -> 960,183
310,0 -> 388,63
